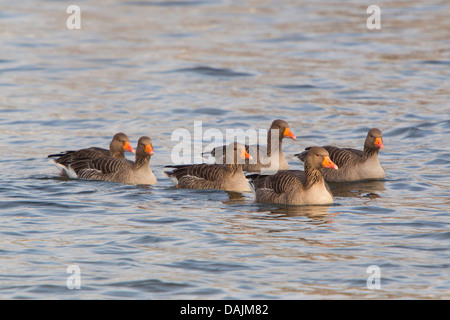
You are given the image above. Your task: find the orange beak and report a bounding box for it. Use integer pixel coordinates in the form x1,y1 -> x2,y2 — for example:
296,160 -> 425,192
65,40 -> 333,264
322,156 -> 338,170
123,141 -> 135,154
374,137 -> 384,149
283,128 -> 296,140
240,148 -> 253,160
144,144 -> 154,155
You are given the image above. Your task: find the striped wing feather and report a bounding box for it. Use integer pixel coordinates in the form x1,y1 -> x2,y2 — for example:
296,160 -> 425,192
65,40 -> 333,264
166,164 -> 228,183
298,146 -> 362,167
48,147 -> 110,167
322,146 -> 362,168
249,171 -> 303,195
71,156 -> 130,179
264,171 -> 303,194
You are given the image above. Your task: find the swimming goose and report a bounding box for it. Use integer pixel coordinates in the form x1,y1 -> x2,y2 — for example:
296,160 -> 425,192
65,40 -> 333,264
296,128 -> 385,182
205,119 -> 296,173
48,132 -> 135,176
247,147 -> 338,206
68,136 -> 157,185
165,142 -> 252,192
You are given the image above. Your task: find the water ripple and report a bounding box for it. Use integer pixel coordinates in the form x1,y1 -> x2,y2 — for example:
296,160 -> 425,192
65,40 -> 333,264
169,66 -> 253,78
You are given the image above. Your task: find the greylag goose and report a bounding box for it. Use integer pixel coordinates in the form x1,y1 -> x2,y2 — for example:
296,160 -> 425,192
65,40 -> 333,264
165,142 -> 252,192
204,119 -> 296,173
68,136 -> 157,185
296,128 -> 385,182
48,132 -> 135,176
247,147 -> 338,205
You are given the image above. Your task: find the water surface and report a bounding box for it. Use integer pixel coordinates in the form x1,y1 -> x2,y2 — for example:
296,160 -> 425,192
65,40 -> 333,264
0,0 -> 449,299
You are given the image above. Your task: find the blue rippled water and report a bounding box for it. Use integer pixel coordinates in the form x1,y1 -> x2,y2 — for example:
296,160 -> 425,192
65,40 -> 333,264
0,0 -> 449,299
